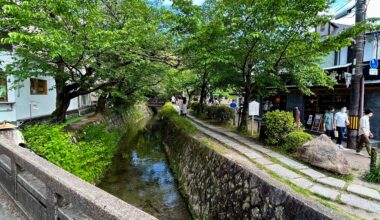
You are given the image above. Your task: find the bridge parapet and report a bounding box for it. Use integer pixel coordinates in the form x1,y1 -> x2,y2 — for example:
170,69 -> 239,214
0,138 -> 156,220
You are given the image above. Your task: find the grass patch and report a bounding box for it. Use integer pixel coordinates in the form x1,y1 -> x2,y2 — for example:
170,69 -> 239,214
200,138 -> 229,155
65,116 -> 87,125
22,122 -> 121,184
159,103 -> 197,134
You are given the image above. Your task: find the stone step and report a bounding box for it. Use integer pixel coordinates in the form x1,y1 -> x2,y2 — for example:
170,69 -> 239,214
310,185 -> 340,201
340,194 -> 380,214
347,184 -> 380,202
316,177 -> 346,190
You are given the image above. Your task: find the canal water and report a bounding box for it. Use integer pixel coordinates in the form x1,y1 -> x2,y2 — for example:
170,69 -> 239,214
97,118 -> 192,220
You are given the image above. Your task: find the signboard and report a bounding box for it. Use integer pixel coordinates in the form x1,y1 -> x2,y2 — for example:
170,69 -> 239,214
306,115 -> 313,125
312,114 -> 323,131
370,68 -> 378,76
248,101 -> 260,116
370,59 -> 379,69
31,102 -> 39,110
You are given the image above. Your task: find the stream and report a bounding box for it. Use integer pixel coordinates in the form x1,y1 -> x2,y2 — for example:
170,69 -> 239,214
97,117 -> 192,220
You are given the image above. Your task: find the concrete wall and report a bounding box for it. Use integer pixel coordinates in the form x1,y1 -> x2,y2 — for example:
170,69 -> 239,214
161,120 -> 345,220
0,136 -> 155,220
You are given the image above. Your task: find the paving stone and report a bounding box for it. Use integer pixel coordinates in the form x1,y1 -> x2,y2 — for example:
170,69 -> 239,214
255,157 -> 273,165
241,151 -> 262,159
347,184 -> 380,201
248,145 -> 272,154
340,194 -> 380,214
290,178 -> 314,189
310,185 -> 340,200
266,164 -> 300,179
316,177 -> 346,189
299,169 -> 326,180
275,157 -> 308,169
266,152 -> 285,159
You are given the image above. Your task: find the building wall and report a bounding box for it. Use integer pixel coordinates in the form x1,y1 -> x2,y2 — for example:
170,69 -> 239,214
0,51 -> 80,122
286,93 -> 305,122
0,51 -> 17,122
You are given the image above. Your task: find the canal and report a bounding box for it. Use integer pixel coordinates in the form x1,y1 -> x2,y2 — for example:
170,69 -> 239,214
97,117 -> 192,220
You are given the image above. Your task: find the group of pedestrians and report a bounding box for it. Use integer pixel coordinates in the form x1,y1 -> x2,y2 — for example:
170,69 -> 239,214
323,106 -> 374,157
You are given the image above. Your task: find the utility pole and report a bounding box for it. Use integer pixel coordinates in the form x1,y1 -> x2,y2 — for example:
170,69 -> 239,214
347,0 -> 367,149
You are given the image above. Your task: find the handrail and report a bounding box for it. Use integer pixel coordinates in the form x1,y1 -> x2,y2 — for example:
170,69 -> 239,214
0,138 -> 156,220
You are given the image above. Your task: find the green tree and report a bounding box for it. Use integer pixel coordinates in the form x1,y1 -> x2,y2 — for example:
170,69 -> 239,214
0,0 -> 173,122
204,0 -> 377,131
172,0 -> 233,113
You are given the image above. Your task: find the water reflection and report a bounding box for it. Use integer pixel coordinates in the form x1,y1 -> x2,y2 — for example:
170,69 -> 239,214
98,118 -> 191,220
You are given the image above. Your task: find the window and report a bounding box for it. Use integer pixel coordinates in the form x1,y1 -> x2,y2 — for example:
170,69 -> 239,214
81,94 -> 90,106
30,78 -> 47,95
0,76 -> 7,101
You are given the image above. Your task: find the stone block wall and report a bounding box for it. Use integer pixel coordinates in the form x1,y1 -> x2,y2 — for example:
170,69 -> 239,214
161,120 -> 346,220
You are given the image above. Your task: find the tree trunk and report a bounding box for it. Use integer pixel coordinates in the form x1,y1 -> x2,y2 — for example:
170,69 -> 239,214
238,68 -> 252,132
198,82 -> 207,114
238,84 -> 251,132
96,93 -> 108,113
51,62 -> 73,123
348,0 -> 366,149
51,77 -> 71,123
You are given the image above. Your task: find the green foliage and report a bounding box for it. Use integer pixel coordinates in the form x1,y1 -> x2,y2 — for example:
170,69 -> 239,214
204,105 -> 235,123
190,102 -> 200,111
364,164 -> 380,183
0,0 -> 173,121
283,131 -> 313,152
364,149 -> 380,183
22,122 -> 120,184
263,110 -> 295,145
159,103 -> 197,134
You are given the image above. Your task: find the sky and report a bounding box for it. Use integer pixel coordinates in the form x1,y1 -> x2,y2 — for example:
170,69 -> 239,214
330,0 -> 380,25
162,0 -> 205,7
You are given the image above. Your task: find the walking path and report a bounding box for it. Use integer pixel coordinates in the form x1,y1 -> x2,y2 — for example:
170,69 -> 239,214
187,115 -> 380,218
0,187 -> 24,220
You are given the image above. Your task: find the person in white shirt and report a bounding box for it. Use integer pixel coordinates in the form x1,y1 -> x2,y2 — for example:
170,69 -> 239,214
180,97 -> 188,117
357,109 -> 374,156
334,106 -> 350,149
171,96 -> 176,104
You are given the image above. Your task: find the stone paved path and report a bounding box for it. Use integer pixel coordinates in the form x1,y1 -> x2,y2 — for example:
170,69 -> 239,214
0,187 -> 24,220
187,115 -> 380,217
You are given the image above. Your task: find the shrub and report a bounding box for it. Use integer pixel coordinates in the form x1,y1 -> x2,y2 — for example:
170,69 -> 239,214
203,105 -> 235,123
22,122 -> 120,184
263,110 -> 295,145
364,164 -> 380,183
159,103 -> 197,134
214,105 -> 235,122
283,131 -> 313,152
364,149 -> 380,183
190,102 -> 200,111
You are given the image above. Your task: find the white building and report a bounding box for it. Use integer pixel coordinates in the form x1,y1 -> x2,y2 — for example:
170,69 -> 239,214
0,49 -> 94,124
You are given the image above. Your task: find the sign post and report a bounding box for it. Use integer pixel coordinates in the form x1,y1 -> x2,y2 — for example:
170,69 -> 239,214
370,59 -> 378,76
249,101 -> 260,136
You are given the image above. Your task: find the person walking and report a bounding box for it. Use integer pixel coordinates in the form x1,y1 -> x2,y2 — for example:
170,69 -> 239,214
357,109 -> 374,156
180,97 -> 188,117
334,106 -> 349,150
171,96 -> 176,104
323,107 -> 335,139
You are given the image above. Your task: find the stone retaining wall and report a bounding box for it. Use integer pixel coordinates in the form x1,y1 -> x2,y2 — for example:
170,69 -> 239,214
161,120 -> 346,220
